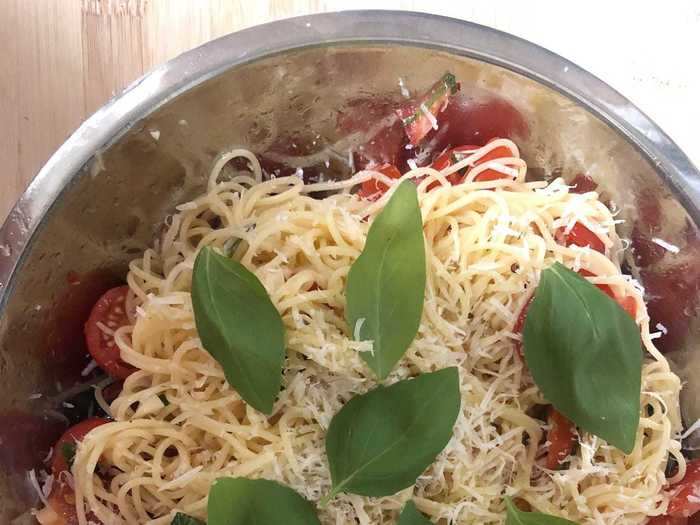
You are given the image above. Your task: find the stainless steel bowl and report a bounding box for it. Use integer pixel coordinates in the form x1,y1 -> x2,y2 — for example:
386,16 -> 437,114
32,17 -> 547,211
1,11 -> 699,520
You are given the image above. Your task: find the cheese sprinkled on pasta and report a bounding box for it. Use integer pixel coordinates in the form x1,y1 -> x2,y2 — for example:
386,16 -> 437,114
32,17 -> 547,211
72,141 -> 682,525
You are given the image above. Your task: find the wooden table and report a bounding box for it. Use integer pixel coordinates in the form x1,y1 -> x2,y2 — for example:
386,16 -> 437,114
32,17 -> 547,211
2,1 -> 699,222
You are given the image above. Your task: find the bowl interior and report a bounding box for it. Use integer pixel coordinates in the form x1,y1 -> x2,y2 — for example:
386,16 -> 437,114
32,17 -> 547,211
0,42 -> 698,520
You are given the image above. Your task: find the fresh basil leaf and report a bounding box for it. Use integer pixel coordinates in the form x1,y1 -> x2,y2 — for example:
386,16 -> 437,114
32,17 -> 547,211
171,512 -> 205,525
523,262 -> 641,453
505,497 -> 578,525
346,179 -> 426,379
208,477 -> 320,525
399,501 -> 432,524
192,247 -> 285,414
323,368 -> 460,502
61,442 -> 77,470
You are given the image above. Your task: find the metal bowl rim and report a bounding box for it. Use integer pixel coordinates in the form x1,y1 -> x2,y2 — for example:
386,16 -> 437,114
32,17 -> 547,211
1,9 -> 698,309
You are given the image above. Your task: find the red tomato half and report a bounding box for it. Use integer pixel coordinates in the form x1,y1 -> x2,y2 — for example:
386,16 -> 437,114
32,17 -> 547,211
545,408 -> 577,470
556,222 -> 605,254
357,164 -> 402,201
84,286 -> 136,379
513,296 -> 534,359
41,418 -> 108,525
50,418 -> 108,474
667,460 -> 700,518
471,144 -> 516,182
578,269 -> 637,319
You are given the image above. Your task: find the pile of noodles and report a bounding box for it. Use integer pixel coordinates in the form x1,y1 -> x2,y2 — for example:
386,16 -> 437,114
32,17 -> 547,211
70,140 -> 683,525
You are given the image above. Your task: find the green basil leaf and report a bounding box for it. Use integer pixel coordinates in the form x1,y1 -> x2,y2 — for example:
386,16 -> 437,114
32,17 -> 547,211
61,442 -> 77,470
208,477 -> 320,525
399,501 -> 432,524
323,368 -> 460,502
171,512 -> 205,525
346,179 -> 426,379
192,247 -> 285,414
505,497 -> 578,525
523,262 -> 641,453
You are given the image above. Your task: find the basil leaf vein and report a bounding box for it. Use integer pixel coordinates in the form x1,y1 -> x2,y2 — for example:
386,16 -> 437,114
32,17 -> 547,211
192,247 -> 286,414
208,477 -> 320,525
171,512 -> 205,525
323,368 -> 460,502
505,497 -> 578,525
346,179 -> 426,379
399,501 -> 432,524
523,262 -> 642,453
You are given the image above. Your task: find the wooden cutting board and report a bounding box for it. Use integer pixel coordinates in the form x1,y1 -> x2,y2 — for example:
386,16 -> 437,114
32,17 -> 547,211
0,0 -> 327,221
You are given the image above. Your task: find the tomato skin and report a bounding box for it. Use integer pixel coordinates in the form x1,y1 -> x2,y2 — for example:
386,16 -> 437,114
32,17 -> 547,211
513,296 -> 534,359
357,164 -> 402,200
471,144 -> 516,182
41,418 -> 108,525
667,460 -> 700,518
50,418 -> 109,474
84,286 -> 136,379
578,269 -> 637,318
569,173 -> 598,194
557,222 -> 605,254
39,481 -> 80,525
577,269 -> 615,299
545,408 -> 576,470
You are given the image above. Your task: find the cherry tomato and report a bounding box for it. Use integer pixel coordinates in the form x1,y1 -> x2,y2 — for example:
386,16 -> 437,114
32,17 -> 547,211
569,173 -> 598,194
545,408 -> 577,470
40,418 -> 108,525
513,296 -> 534,358
428,143 -> 512,190
556,222 -> 605,254
578,269 -> 636,318
357,164 -> 402,201
667,459 -> 700,518
36,481 -> 80,525
471,144 -> 517,182
578,269 -> 615,299
50,418 -> 108,474
84,286 -> 136,379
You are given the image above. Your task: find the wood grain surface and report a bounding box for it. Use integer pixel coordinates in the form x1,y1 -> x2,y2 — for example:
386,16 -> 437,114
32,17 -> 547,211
1,1 -> 699,222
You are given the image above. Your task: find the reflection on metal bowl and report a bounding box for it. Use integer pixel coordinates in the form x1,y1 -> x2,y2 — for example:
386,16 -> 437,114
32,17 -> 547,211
0,11 -> 699,521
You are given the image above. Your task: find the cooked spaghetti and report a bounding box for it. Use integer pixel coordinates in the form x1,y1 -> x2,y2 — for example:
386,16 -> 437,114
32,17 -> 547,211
65,140 -> 682,525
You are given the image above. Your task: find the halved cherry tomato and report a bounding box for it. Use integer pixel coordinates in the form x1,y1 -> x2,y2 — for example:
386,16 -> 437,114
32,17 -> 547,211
545,408 -> 577,470
471,144 -> 517,182
556,222 -> 605,254
50,418 -> 108,474
84,286 -> 136,379
428,145 -> 480,189
357,163 -> 402,201
667,459 -> 700,518
578,269 -> 637,318
36,482 -> 80,525
570,173 -> 598,194
578,269 -> 615,299
40,418 -> 108,525
513,296 -> 534,358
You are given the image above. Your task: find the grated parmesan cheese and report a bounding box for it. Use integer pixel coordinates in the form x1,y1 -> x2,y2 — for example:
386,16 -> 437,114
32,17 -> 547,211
419,103 -> 439,130
652,237 -> 680,254
70,144 -> 682,525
